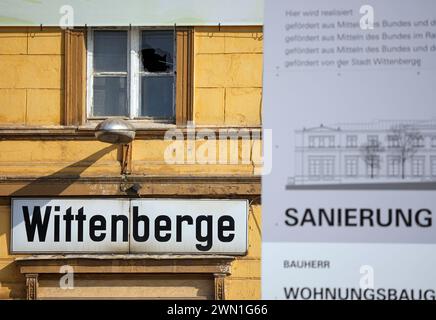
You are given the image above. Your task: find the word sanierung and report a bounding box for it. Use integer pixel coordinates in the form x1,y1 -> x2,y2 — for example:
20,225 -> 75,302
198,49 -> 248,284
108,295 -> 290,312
285,208 -> 432,227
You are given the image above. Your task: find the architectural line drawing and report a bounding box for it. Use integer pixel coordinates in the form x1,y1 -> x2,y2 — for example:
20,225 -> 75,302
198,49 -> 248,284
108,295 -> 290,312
288,120 -> 436,185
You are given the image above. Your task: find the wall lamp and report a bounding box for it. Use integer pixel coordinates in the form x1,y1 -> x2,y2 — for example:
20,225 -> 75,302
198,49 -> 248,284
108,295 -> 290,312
95,118 -> 136,175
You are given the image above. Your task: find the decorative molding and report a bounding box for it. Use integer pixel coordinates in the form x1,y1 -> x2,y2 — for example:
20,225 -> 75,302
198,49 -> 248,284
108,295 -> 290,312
17,255 -> 234,274
18,256 -> 233,300
214,273 -> 226,300
17,256 -> 233,300
0,175 -> 261,184
0,175 -> 261,197
176,27 -> 194,126
25,274 -> 38,300
64,28 -> 86,126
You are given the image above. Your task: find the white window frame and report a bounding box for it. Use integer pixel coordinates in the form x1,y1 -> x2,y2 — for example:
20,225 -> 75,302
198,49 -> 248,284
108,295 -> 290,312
324,157 -> 334,177
411,157 -> 425,177
308,136 -> 315,148
367,135 -> 379,146
412,136 -> 424,148
387,135 -> 400,148
431,157 -> 436,176
345,156 -> 358,177
387,156 -> 401,177
346,135 -> 357,148
327,136 -> 335,148
308,156 -> 335,178
365,156 -> 380,177
308,158 -> 321,178
86,27 -> 176,122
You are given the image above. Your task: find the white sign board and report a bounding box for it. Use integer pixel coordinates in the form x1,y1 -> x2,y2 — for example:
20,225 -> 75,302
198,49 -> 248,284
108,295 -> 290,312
11,198 -> 248,255
263,0 -> 436,299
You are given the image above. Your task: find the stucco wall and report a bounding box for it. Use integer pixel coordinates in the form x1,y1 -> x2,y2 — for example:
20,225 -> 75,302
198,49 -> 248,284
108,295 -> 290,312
0,27 -> 63,126
194,26 -> 263,126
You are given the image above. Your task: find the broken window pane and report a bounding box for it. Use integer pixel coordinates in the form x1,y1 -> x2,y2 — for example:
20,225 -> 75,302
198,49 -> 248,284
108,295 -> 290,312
93,77 -> 128,117
141,31 -> 174,72
140,30 -> 175,119
140,76 -> 174,119
94,31 -> 127,72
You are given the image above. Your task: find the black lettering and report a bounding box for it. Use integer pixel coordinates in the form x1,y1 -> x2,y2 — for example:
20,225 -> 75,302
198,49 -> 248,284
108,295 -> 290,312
396,209 -> 412,227
319,209 -> 334,226
75,207 -> 86,242
89,215 -> 106,242
345,208 -> 357,227
54,215 -> 60,242
63,207 -> 74,242
217,215 -> 235,242
22,206 -> 51,242
281,208 -> 432,228
285,208 -> 299,226
376,209 -> 392,227
53,206 -> 60,242
111,215 -> 128,242
155,216 -> 171,242
132,206 -> 150,242
360,209 -> 374,227
176,215 -> 193,242
301,209 -> 316,226
416,209 -> 432,227
195,215 -> 213,251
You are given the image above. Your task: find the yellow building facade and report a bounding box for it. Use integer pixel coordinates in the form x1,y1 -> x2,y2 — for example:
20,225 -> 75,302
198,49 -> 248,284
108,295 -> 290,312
0,26 -> 262,299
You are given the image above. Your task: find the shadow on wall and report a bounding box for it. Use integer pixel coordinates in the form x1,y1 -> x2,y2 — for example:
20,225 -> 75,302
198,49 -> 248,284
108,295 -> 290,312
10,144 -> 117,197
0,144 -> 117,299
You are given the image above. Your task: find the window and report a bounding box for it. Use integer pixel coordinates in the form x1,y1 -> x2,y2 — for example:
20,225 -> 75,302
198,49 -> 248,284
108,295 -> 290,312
431,157 -> 436,176
319,137 -> 326,148
367,135 -> 379,146
309,158 -> 321,177
345,157 -> 358,176
366,157 -> 380,177
411,157 -> 425,177
307,136 -> 335,148
328,136 -> 335,148
308,136 -> 315,148
432,137 -> 436,148
324,158 -> 334,176
346,135 -> 358,148
308,157 -> 335,179
411,136 -> 424,148
88,28 -> 175,119
86,27 -> 193,124
387,135 -> 400,148
91,30 -> 129,117
387,156 -> 401,177
140,30 -> 175,119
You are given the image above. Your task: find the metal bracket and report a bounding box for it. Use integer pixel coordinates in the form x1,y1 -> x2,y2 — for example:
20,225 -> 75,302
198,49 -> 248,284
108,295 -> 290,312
121,143 -> 132,175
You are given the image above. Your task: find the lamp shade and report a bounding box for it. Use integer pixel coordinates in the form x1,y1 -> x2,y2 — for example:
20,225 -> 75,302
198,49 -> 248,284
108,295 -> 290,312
95,118 -> 136,144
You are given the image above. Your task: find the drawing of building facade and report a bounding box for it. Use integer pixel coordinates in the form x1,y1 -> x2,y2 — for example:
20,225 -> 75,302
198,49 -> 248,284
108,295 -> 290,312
290,120 -> 436,185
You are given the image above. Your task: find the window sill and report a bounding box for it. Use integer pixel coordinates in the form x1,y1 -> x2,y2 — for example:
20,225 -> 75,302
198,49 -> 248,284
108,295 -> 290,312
0,124 -> 262,140
79,120 -> 178,131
